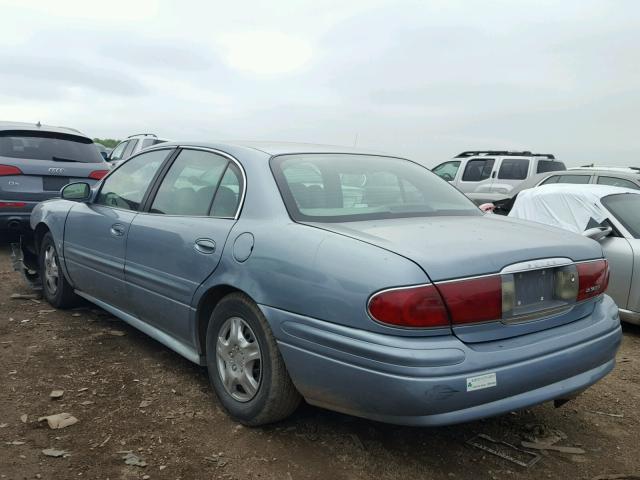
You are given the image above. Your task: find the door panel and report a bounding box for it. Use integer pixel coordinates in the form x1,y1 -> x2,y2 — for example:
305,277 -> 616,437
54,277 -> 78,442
125,216 -> 236,343
601,236 -> 633,310
64,204 -> 137,309
63,148 -> 172,311
124,148 -> 243,344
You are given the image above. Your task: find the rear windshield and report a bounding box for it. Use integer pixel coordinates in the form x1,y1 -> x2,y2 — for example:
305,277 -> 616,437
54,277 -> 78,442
536,160 -> 566,174
271,154 -> 481,222
0,130 -> 104,163
601,193 -> 640,239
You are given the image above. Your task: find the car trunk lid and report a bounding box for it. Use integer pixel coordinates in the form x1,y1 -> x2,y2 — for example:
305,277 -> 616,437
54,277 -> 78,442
308,215 -> 605,342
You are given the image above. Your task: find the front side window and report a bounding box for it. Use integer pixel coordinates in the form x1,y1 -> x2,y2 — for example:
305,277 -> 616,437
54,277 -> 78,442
271,154 -> 480,222
462,159 -> 495,182
109,141 -> 128,161
150,149 -> 229,216
95,149 -> 169,211
0,130 -> 104,163
601,194 -> 640,238
432,161 -> 460,181
597,176 -> 640,190
536,160 -> 566,174
498,159 -> 530,180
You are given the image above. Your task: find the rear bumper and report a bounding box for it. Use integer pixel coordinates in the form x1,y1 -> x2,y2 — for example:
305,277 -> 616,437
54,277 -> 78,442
620,309 -> 640,325
0,209 -> 34,232
261,295 -> 621,426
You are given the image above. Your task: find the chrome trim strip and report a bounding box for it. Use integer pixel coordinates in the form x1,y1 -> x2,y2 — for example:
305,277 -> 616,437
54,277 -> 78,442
74,290 -> 203,365
435,258 -> 605,285
102,145 -> 247,220
500,257 -> 573,274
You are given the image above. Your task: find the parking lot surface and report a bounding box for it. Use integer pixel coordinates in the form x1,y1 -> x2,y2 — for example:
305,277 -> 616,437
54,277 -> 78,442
0,243 -> 639,480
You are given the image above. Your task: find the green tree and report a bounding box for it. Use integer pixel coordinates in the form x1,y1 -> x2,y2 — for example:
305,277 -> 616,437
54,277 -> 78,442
93,138 -> 121,148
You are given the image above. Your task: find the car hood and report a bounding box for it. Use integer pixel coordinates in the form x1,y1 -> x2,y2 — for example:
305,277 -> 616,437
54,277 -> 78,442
307,215 -> 603,282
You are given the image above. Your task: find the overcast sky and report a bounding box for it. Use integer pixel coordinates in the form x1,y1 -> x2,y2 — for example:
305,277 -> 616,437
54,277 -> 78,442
1,0 -> 638,167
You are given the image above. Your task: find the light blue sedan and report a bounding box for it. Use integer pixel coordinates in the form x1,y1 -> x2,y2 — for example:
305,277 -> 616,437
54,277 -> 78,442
19,142 -> 621,426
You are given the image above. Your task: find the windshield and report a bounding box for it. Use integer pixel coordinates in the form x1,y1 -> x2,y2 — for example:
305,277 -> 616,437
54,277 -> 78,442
271,154 -> 481,222
601,193 -> 640,238
0,130 -> 104,163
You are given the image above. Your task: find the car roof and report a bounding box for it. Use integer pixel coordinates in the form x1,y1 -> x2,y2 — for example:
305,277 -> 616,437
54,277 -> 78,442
567,167 -> 640,176
531,183 -> 640,199
155,140 -> 395,157
0,121 -> 90,139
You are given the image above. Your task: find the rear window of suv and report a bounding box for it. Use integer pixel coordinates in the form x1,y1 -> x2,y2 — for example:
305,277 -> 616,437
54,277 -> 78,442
271,154 -> 481,222
0,130 -> 104,163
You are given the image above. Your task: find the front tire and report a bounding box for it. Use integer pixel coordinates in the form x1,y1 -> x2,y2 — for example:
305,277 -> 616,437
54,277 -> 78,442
206,293 -> 301,426
39,232 -> 77,308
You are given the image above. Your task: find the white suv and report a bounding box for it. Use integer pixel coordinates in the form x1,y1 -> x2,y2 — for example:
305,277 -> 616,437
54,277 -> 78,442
108,133 -> 170,166
432,150 -> 566,200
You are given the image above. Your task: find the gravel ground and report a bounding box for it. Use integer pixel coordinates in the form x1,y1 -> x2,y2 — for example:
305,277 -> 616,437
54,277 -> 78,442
0,241 -> 639,480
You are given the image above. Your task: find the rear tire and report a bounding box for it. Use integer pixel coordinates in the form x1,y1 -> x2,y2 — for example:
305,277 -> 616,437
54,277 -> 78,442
39,232 -> 77,309
206,293 -> 301,426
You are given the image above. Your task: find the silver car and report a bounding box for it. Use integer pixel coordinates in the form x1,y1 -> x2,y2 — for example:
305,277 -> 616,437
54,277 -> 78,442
509,184 -> 640,324
0,121 -> 110,234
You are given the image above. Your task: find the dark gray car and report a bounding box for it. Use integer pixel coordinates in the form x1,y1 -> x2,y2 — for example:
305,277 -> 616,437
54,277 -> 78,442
0,121 -> 110,233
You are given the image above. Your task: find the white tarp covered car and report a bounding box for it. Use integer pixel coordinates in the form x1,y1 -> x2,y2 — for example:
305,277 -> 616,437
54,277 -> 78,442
510,184 -> 640,324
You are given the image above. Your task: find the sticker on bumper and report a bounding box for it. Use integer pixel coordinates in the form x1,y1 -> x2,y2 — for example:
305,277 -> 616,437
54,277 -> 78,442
466,373 -> 497,392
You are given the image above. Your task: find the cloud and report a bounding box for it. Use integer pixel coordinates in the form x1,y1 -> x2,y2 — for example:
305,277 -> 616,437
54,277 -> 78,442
0,0 -> 638,168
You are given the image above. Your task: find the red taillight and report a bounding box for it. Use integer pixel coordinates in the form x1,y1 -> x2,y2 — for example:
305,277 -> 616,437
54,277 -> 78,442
437,275 -> 502,325
88,170 -> 109,180
368,284 -> 450,328
0,201 -> 26,208
577,259 -> 609,301
0,165 -> 22,176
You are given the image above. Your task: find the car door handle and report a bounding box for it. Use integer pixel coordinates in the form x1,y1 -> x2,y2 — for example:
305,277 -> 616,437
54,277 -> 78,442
194,238 -> 216,254
110,223 -> 126,237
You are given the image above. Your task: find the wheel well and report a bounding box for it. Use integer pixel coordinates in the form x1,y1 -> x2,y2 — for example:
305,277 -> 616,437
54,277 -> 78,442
196,285 -> 243,355
33,223 -> 50,254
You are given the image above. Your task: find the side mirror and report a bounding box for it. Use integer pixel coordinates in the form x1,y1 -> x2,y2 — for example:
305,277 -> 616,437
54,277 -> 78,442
583,226 -> 612,242
61,182 -> 91,202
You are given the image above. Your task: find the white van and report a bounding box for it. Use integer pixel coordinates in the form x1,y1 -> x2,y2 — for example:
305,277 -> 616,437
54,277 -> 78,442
432,151 -> 566,199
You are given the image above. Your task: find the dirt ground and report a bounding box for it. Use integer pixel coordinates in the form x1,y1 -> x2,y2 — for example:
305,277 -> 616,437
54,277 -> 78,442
0,242 -> 639,480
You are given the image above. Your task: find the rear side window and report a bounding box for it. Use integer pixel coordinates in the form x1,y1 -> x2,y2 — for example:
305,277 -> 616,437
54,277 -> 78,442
123,139 -> 138,158
271,154 -> 480,222
210,164 -> 242,217
150,149 -> 229,216
537,160 -> 566,174
462,159 -> 495,182
96,149 -> 169,211
498,159 -> 530,180
597,176 -> 640,190
0,130 -> 104,163
541,174 -> 590,185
